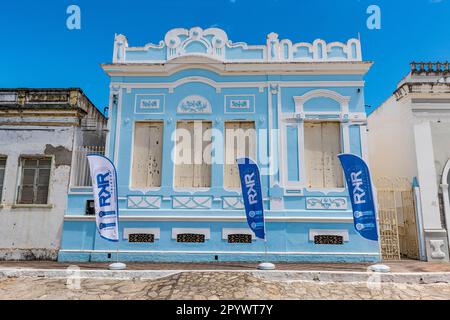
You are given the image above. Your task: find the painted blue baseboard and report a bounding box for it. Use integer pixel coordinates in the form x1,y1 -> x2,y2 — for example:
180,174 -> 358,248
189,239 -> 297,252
58,251 -> 380,263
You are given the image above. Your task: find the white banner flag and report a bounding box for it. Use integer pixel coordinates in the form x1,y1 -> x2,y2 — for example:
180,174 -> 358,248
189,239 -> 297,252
87,155 -> 119,242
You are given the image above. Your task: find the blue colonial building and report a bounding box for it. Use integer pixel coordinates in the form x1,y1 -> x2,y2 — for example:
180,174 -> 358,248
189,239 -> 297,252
59,27 -> 380,263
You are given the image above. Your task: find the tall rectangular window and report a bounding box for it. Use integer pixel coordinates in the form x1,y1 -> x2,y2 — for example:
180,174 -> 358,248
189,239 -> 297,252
131,122 -> 164,188
224,121 -> 256,189
304,122 -> 343,189
0,157 -> 6,201
17,157 -> 52,205
174,121 -> 212,188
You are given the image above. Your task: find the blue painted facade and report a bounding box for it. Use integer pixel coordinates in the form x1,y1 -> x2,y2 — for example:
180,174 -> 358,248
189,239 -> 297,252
59,27 -> 380,263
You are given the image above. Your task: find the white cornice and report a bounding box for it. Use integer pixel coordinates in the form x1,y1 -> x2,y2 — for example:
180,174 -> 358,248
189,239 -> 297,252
101,61 -> 373,77
64,215 -> 354,223
109,79 -> 365,93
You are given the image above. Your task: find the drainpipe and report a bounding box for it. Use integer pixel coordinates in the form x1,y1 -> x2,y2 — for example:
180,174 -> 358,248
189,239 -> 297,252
413,177 -> 427,261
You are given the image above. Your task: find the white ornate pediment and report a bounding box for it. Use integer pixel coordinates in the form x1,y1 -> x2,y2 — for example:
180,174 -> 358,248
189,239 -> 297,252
112,27 -> 363,64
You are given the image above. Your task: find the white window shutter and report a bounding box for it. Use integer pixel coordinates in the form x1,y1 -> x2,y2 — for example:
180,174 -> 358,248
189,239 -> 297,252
304,122 -> 324,188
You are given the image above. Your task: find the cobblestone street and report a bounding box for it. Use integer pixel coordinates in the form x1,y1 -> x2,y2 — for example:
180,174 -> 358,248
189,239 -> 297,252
1,272 -> 450,300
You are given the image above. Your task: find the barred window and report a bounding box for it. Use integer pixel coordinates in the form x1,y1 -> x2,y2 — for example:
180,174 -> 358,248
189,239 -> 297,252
129,234 -> 155,243
314,235 -> 344,245
228,234 -> 252,244
0,157 -> 6,201
176,233 -> 205,243
17,157 -> 51,205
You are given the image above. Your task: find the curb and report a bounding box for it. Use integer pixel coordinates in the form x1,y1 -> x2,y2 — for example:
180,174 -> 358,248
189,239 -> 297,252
1,268 -> 450,284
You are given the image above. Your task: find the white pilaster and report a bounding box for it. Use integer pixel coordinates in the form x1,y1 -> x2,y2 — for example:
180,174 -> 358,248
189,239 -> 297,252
414,121 -> 449,261
413,121 -> 441,229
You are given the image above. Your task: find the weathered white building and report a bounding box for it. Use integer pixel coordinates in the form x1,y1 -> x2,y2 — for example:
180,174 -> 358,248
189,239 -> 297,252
368,62 -> 450,262
0,89 -> 107,260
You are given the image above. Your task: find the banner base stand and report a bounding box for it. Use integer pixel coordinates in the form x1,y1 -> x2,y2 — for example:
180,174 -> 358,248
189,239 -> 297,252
109,262 -> 127,270
257,262 -> 276,270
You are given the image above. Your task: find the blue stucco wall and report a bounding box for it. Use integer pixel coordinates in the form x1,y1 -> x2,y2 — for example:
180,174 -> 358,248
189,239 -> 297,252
60,30 -> 378,263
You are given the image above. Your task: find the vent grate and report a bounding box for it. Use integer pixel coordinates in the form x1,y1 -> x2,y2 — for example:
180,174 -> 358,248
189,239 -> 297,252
228,234 -> 252,244
177,234 -> 205,243
129,234 -> 155,243
314,235 -> 344,245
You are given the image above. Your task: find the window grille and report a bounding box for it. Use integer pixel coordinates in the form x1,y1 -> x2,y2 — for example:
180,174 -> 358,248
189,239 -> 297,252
314,235 -> 344,245
176,233 -> 205,243
227,234 -> 252,244
129,234 -> 155,243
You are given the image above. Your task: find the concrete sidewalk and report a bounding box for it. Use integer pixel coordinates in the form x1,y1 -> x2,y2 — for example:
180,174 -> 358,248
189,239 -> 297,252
1,260 -> 450,272
1,260 -> 450,284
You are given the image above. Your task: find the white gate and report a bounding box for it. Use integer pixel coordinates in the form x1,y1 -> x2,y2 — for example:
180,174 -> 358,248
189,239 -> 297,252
376,178 -> 420,261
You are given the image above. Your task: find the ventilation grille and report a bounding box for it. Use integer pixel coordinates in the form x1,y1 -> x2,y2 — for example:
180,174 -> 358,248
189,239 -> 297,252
314,235 -> 344,245
177,234 -> 205,243
228,234 -> 252,244
129,234 -> 155,243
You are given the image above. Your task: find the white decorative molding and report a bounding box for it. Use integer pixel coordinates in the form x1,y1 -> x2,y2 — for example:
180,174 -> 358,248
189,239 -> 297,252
294,89 -> 351,120
222,197 -> 245,210
172,228 -> 211,240
123,228 -> 160,240
0,93 -> 18,103
306,197 -> 348,210
172,196 -> 213,209
222,228 -> 255,240
127,196 -> 162,209
177,95 -> 212,114
64,215 -> 355,223
140,99 -> 160,109
309,229 -> 349,242
112,26 -> 362,64
429,239 -> 446,259
441,159 -> 450,250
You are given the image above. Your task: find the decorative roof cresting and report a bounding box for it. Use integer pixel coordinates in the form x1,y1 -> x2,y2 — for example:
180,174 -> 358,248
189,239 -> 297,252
112,27 -> 362,64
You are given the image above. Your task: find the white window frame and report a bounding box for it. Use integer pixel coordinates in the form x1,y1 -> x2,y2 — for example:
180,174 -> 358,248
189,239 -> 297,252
223,120 -> 257,191
129,120 -> 164,192
280,90 -> 354,195
173,120 -> 212,192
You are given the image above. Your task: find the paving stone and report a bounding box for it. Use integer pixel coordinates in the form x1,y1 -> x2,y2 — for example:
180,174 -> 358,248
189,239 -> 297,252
0,272 -> 449,300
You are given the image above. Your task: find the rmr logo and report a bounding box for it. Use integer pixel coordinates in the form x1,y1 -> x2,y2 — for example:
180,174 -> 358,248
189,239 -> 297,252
66,5 -> 81,30
366,5 -> 381,30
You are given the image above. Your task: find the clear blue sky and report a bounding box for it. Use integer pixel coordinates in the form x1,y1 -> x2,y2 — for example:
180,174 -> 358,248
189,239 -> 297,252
0,0 -> 449,114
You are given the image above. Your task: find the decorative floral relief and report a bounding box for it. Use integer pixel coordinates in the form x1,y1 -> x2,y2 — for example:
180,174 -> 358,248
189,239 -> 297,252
140,99 -> 160,109
306,197 -> 348,210
177,95 -> 212,114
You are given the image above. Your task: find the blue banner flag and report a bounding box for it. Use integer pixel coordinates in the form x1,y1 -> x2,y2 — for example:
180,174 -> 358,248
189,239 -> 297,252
237,158 -> 265,240
87,155 -> 120,242
338,154 -> 379,241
